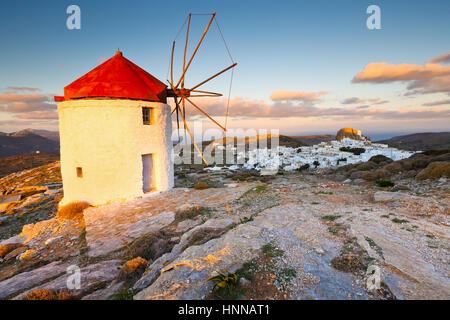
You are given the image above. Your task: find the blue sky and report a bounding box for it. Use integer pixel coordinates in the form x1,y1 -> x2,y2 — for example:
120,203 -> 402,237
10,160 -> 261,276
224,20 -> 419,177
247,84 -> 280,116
0,0 -> 449,139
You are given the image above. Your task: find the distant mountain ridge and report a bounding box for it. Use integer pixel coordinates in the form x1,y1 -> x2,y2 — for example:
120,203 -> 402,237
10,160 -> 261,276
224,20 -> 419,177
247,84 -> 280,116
375,132 -> 450,151
11,128 -> 59,142
0,129 -> 59,158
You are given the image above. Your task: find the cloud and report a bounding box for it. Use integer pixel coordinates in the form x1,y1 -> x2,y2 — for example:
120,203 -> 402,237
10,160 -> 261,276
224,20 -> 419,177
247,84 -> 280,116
430,51 -> 450,64
341,97 -> 388,105
269,90 -> 328,103
187,96 -> 449,121
0,93 -> 49,103
0,90 -> 57,122
4,87 -> 41,92
352,62 -> 450,83
422,99 -> 450,106
16,111 -> 58,120
352,61 -> 450,94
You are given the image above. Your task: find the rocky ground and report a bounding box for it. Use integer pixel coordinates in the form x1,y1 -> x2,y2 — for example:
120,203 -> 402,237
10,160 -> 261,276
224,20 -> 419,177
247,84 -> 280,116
0,152 -> 449,300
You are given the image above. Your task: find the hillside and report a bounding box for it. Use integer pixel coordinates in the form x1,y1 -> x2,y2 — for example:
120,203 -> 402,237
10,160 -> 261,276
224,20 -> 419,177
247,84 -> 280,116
290,134 -> 334,146
0,147 -> 448,300
203,134 -> 304,149
0,153 -> 59,178
0,132 -> 59,158
376,132 -> 450,151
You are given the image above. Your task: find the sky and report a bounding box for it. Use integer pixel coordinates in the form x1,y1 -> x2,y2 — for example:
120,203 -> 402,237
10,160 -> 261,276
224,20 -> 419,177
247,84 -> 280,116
0,0 -> 449,140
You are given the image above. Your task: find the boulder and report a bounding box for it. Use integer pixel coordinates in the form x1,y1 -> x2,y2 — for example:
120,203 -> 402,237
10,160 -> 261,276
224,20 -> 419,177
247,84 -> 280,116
361,171 -> 376,181
369,155 -> 393,164
383,162 -> 403,173
416,162 -> 450,180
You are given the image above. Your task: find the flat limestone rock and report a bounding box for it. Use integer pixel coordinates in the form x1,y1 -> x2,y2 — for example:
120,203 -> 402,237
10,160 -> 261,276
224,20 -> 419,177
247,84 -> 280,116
133,217 -> 238,292
83,184 -> 257,258
373,191 -> 414,202
0,261 -> 69,299
134,223 -> 265,300
15,260 -> 122,299
81,280 -> 125,300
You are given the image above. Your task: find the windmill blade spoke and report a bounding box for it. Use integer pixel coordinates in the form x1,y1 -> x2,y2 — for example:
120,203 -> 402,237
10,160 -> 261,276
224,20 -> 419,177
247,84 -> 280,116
175,102 -> 181,143
182,97 -> 186,143
184,96 -> 226,132
175,12 -> 216,89
189,94 -> 222,97
182,14 -> 191,89
191,90 -> 223,96
178,105 -> 209,165
170,41 -> 175,88
189,62 -> 237,92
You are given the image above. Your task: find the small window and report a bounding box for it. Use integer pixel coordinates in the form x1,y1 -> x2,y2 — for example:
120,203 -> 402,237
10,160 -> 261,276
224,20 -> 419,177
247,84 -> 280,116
142,107 -> 152,125
76,167 -> 83,178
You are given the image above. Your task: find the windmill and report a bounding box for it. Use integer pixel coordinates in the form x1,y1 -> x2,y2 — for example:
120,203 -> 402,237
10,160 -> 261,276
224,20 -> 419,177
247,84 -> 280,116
166,12 -> 237,165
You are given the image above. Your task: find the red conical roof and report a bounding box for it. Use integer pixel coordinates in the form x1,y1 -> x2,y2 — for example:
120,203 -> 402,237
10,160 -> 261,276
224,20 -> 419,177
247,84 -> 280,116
62,51 -> 167,103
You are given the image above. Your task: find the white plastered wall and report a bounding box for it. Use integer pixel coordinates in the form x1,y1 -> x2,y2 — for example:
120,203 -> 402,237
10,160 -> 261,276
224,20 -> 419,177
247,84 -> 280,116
57,99 -> 174,206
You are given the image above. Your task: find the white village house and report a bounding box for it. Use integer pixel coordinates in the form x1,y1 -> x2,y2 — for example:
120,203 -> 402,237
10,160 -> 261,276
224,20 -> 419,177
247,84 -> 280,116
55,51 -> 174,206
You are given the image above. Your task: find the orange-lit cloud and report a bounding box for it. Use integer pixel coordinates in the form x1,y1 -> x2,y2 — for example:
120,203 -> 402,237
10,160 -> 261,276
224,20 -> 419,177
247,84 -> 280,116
0,93 -> 49,103
0,90 -> 57,124
352,62 -> 450,83
352,50 -> 450,97
269,90 -> 328,103
430,51 -> 450,64
188,96 -> 449,120
16,111 -> 58,120
352,59 -> 450,94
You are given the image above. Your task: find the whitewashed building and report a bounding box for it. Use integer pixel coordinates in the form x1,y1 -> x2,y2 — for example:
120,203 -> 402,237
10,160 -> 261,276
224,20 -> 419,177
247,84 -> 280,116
55,51 -> 174,206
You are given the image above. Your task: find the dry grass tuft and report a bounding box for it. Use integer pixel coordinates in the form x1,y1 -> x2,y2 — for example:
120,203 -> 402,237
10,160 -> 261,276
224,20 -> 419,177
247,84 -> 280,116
22,289 -> 73,300
126,232 -> 172,262
118,257 -> 148,281
57,201 -> 91,220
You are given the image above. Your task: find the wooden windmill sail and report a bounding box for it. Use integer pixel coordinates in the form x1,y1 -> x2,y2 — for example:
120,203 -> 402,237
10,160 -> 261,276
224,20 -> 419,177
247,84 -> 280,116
167,12 -> 237,165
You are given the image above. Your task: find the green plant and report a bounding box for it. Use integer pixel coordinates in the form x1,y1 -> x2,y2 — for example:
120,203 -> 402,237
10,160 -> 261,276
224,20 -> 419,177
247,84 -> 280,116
207,269 -> 239,292
340,147 -> 366,155
392,218 -> 409,224
375,180 -> 395,187
322,215 -> 341,221
364,236 -> 384,259
262,243 -> 284,257
313,191 -> 333,195
111,288 -> 136,300
239,216 -> 254,224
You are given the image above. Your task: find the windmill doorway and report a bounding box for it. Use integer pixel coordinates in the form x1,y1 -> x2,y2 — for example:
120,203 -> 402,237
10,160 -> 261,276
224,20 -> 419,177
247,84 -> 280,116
142,154 -> 154,192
